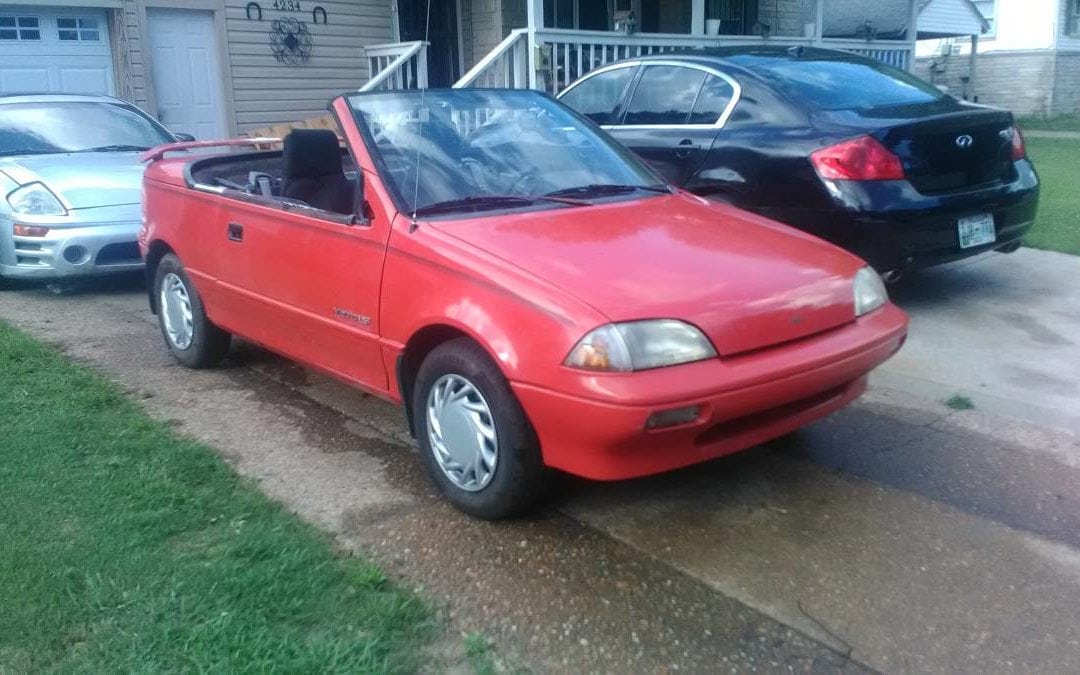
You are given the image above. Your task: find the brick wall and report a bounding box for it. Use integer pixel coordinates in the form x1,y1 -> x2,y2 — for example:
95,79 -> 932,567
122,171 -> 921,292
914,51 -> 1057,116
1051,52 -> 1080,116
463,0 -> 504,70
757,0 -> 812,37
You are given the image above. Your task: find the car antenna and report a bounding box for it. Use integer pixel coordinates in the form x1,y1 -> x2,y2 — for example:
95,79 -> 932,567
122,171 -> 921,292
787,45 -> 804,58
408,0 -> 433,233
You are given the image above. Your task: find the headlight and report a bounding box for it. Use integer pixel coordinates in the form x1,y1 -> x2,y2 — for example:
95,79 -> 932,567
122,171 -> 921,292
565,320 -> 717,372
853,266 -> 887,316
7,182 -> 67,216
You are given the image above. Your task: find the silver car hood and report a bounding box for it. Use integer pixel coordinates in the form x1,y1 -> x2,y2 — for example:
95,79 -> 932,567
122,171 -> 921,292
0,151 -> 146,210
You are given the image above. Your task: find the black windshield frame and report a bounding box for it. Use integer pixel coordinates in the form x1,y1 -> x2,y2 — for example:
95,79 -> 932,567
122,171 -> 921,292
344,89 -> 668,219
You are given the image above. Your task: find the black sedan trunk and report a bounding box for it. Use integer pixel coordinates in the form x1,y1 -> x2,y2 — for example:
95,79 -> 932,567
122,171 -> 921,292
816,105 -> 1016,195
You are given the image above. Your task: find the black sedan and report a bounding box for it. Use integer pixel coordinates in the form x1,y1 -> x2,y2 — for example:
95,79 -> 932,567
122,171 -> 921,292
558,47 -> 1039,278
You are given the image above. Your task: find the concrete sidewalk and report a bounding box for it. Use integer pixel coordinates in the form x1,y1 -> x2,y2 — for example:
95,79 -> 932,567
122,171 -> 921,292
882,247 -> 1080,435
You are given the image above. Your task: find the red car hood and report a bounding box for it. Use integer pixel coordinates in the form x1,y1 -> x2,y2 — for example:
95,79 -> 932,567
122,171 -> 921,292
433,193 -> 864,356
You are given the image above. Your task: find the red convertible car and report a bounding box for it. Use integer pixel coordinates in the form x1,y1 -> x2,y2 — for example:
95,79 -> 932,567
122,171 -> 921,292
139,89 -> 907,519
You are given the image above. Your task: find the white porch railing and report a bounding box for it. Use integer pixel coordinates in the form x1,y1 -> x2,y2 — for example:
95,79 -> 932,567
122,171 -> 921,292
820,38 -> 912,70
455,29 -> 531,89
453,29 -> 914,95
535,29 -> 816,94
361,41 -> 429,92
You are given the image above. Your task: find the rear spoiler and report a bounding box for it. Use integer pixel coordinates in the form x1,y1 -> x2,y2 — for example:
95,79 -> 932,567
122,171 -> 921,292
139,137 -> 282,163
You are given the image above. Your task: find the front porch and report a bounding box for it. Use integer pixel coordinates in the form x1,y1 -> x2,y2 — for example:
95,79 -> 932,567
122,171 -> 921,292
363,0 -> 918,93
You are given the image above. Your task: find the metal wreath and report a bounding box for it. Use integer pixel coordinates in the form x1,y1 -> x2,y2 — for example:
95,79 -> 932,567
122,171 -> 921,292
269,17 -> 312,65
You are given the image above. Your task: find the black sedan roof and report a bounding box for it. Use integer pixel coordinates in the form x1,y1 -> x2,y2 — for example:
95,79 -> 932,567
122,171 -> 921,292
632,45 -> 877,78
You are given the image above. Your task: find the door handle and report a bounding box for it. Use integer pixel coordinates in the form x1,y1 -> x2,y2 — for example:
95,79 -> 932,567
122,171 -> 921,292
227,222 -> 243,242
675,138 -> 698,159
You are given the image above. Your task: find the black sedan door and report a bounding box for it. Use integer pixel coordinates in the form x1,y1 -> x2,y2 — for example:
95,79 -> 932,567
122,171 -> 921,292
605,64 -> 733,185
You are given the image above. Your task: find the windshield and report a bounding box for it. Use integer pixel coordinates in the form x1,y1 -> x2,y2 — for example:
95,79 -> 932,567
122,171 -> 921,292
747,57 -> 948,111
348,89 -> 665,216
0,101 -> 173,157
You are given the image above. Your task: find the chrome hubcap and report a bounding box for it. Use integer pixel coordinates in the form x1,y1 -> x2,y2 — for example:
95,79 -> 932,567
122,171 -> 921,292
426,374 -> 498,492
160,272 -> 194,350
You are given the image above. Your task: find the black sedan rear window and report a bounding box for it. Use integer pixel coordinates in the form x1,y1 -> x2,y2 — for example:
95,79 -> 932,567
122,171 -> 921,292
749,59 -> 947,111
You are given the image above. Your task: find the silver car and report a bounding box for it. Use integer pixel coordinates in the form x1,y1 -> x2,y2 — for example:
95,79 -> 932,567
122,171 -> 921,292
0,94 -> 189,282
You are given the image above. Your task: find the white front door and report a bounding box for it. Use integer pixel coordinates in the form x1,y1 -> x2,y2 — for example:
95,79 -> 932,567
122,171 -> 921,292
0,8 -> 114,94
146,8 -> 225,139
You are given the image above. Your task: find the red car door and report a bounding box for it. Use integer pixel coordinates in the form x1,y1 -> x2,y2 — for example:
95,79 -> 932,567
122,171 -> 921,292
208,141 -> 395,392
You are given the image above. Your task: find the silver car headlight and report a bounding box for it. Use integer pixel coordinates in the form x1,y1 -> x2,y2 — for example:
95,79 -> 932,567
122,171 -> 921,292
854,266 -> 887,317
565,320 -> 717,372
7,182 -> 67,216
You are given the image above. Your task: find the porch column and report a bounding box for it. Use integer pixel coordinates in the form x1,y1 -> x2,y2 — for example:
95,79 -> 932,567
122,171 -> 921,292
526,0 -> 543,89
526,0 -> 543,31
814,0 -> 824,44
907,0 -> 919,69
968,34 -> 979,102
691,0 -> 705,35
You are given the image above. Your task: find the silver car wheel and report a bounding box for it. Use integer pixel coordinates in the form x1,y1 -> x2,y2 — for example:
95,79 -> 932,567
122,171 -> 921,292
160,272 -> 194,350
426,373 -> 498,492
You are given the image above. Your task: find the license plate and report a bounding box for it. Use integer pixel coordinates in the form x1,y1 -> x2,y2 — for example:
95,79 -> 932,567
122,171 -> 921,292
957,213 -> 996,249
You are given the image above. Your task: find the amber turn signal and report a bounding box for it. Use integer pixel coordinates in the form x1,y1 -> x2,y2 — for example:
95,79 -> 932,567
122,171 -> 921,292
13,224 -> 50,237
645,405 -> 702,430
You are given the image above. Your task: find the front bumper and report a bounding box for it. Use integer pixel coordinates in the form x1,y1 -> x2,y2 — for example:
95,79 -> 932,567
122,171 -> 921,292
759,160 -> 1040,272
513,304 -> 907,481
0,212 -> 143,280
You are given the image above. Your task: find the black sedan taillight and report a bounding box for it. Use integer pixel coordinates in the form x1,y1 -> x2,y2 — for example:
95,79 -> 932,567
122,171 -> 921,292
810,135 -> 905,181
1009,125 -> 1027,160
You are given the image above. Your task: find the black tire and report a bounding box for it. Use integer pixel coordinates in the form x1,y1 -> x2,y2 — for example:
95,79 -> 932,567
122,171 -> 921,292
153,254 -> 231,368
413,338 -> 549,519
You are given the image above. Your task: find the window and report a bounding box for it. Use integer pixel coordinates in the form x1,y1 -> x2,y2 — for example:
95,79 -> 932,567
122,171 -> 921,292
1069,0 -> 1080,36
350,90 -> 659,217
624,66 -> 706,125
57,17 -> 101,42
0,102 -> 173,158
748,58 -> 946,111
689,74 -> 735,124
543,0 -> 610,30
972,0 -> 996,38
559,66 -> 636,125
0,16 -> 41,41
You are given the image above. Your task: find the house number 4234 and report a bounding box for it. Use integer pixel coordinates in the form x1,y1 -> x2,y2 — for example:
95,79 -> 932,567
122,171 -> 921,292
273,0 -> 301,11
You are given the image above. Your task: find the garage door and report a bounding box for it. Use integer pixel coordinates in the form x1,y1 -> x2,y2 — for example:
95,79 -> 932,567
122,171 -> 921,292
0,7 -> 114,95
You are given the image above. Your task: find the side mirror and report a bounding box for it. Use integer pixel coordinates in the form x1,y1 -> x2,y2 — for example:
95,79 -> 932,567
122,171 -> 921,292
172,132 -> 196,142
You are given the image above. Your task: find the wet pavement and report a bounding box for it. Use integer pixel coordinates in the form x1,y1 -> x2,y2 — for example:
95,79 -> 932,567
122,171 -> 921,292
1,247 -> 1078,672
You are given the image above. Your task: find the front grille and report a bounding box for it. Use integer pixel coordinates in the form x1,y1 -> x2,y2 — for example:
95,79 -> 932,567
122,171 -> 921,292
95,242 -> 141,265
694,384 -> 849,447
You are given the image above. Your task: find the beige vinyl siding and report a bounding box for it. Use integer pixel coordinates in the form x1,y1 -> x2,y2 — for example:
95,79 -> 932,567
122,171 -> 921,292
223,0 -> 392,132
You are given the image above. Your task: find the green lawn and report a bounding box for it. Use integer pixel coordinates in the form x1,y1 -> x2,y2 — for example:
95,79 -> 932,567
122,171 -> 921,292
1017,114 -> 1080,133
1025,137 -> 1080,256
0,322 -> 433,672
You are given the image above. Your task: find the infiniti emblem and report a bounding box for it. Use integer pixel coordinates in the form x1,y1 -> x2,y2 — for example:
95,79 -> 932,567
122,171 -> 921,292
955,134 -> 974,149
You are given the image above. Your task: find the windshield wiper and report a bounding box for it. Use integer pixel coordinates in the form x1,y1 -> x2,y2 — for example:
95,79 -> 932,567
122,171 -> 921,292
545,183 -> 673,198
0,149 -> 64,157
411,193 -> 586,217
77,144 -> 152,153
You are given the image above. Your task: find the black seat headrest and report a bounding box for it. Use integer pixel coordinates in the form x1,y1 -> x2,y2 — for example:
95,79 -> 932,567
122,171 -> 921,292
283,129 -> 343,179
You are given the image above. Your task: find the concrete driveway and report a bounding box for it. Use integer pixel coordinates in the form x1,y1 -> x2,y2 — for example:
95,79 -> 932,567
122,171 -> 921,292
1,247 -> 1078,672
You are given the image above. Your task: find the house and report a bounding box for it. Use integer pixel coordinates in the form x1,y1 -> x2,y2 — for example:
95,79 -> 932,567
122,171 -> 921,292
914,0 -> 1080,115
1,0 -> 924,138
